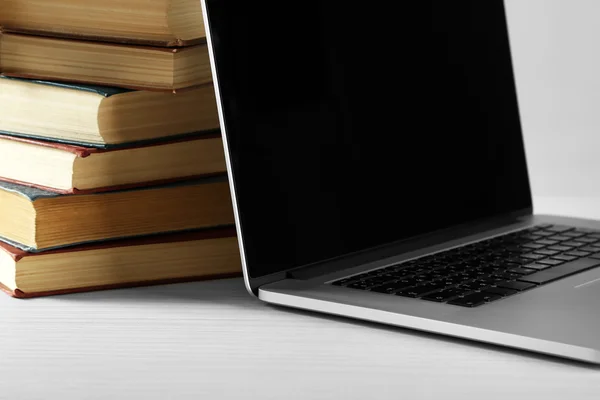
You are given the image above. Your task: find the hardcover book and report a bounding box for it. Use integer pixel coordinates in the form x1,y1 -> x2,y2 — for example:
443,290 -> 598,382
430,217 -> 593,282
0,227 -> 242,298
0,33 -> 211,91
0,76 -> 220,146
0,0 -> 206,47
0,178 -> 235,252
0,134 -> 227,193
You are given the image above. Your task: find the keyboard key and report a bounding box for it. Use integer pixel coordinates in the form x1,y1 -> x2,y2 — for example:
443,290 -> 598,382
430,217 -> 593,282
536,258 -> 564,266
414,273 -> 437,282
374,271 -> 397,278
506,257 -> 532,265
422,288 -> 468,302
580,246 -> 600,253
460,270 -> 483,280
562,231 -> 586,238
474,267 -> 492,276
478,266 -> 502,275
507,267 -> 536,275
478,275 -> 506,284
547,245 -> 573,252
574,237 -> 600,244
496,280 -> 537,291
483,287 -> 518,297
365,269 -> 387,276
386,270 -> 414,278
440,276 -> 467,286
362,276 -> 395,286
533,249 -> 560,256
494,272 -> 522,281
411,267 -> 433,274
398,267 -> 423,276
574,228 -> 600,234
524,263 -> 552,271
521,253 -> 546,261
448,263 -> 470,272
448,292 -> 502,307
461,280 -> 491,290
430,271 -> 449,280
346,282 -> 374,290
590,253 -> 600,260
548,235 -> 571,242
518,258 -> 600,285
565,250 -> 591,258
545,225 -> 573,233
521,243 -> 545,250
522,234 -> 542,240
396,283 -> 447,298
429,263 -> 449,271
432,264 -> 451,272
533,231 -> 556,237
394,278 -> 421,289
370,281 -> 407,294
550,254 -> 578,262
562,241 -> 587,248
535,239 -> 560,246
385,269 -> 415,278
331,278 -> 358,286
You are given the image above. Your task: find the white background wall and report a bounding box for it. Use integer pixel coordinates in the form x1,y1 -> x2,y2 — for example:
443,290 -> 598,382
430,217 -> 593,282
506,1 -> 600,199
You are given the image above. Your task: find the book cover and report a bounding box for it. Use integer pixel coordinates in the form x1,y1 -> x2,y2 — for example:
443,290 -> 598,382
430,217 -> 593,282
0,0 -> 206,47
0,176 -> 235,252
0,33 -> 211,91
0,132 -> 226,193
0,227 -> 241,298
0,76 -> 221,147
0,74 -> 135,97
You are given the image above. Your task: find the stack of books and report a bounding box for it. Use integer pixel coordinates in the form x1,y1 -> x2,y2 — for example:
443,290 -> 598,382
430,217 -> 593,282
0,0 -> 242,298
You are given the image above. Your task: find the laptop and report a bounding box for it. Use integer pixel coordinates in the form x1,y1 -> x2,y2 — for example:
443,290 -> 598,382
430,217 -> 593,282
200,0 -> 600,363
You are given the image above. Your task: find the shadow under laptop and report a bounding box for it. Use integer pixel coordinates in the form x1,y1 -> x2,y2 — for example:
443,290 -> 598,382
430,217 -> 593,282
52,278 -> 600,369
265,303 -> 600,370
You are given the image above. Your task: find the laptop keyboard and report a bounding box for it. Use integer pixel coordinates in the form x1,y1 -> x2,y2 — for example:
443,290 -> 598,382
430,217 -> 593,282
330,224 -> 600,307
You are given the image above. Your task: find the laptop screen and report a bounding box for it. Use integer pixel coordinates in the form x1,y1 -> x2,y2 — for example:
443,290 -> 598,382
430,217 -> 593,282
204,0 -> 532,279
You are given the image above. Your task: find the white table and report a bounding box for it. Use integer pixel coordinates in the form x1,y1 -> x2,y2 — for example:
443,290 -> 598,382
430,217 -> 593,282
0,196 -> 598,400
3,3 -> 599,397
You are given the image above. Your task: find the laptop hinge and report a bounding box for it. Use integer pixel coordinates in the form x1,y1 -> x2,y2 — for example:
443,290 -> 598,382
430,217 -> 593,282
288,208 -> 533,280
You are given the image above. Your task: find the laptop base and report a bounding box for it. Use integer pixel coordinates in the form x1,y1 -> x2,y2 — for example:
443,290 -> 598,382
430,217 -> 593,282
259,214 -> 600,364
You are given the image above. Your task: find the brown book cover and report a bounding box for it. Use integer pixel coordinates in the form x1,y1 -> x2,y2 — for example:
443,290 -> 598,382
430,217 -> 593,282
0,176 -> 235,252
0,132 -> 226,194
0,76 -> 221,146
0,0 -> 206,47
0,33 -> 211,91
0,227 -> 242,298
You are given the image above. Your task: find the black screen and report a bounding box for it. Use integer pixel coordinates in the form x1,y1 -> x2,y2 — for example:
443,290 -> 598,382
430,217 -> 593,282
204,0 -> 532,278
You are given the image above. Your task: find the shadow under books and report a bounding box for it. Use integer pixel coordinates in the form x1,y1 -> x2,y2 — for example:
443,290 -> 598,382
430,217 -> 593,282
53,276 -> 600,369
53,277 -> 255,305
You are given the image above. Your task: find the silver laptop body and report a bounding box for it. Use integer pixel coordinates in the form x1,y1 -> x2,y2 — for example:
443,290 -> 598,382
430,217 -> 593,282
201,0 -> 600,364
